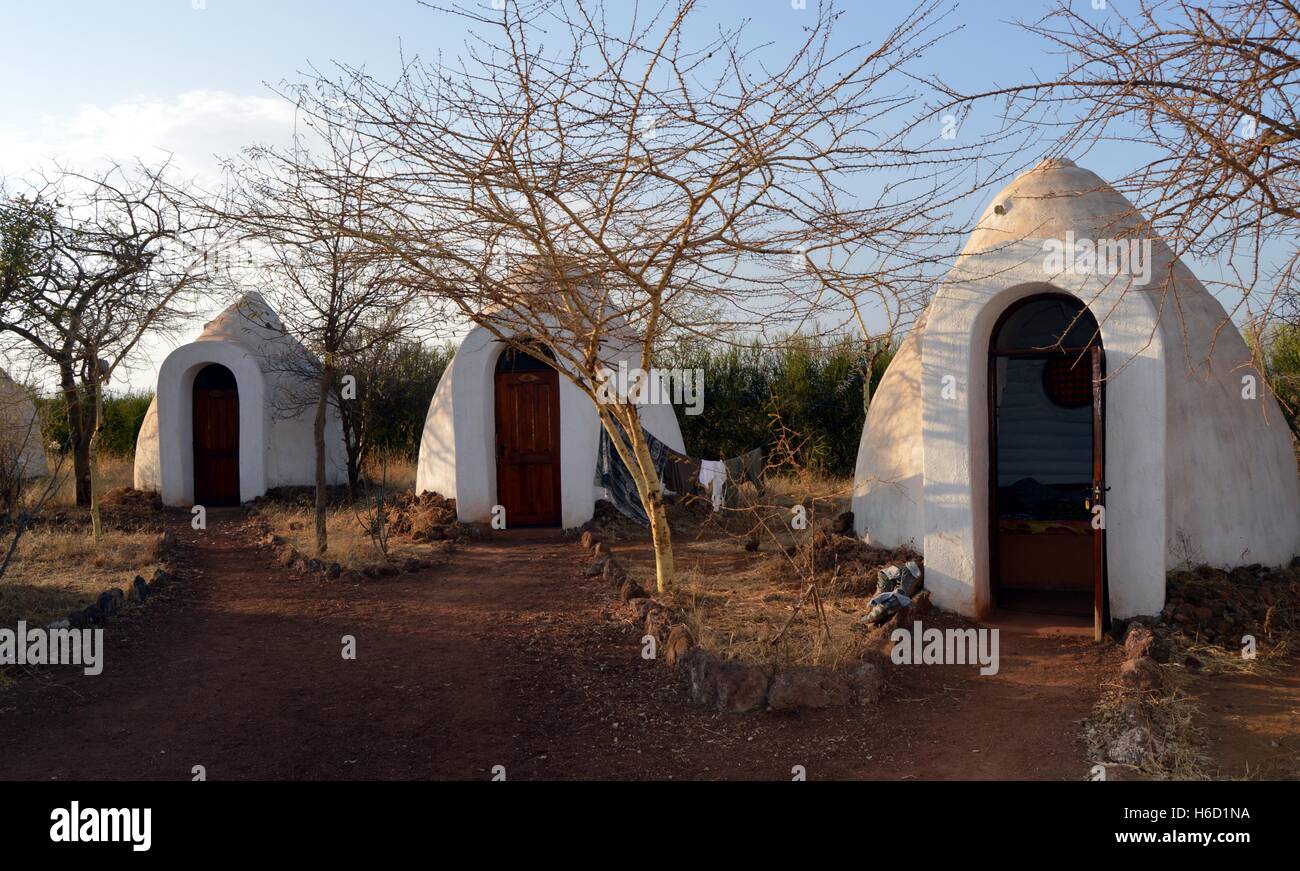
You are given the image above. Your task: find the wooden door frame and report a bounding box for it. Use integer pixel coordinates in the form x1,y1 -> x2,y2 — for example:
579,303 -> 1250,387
986,329 -> 1107,634
192,367 -> 241,507
493,366 -> 563,526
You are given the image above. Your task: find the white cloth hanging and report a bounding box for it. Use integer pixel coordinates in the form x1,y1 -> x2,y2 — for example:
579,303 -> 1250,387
698,460 -> 726,510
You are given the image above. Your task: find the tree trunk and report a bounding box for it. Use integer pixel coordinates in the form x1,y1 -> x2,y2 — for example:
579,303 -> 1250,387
59,364 -> 94,506
606,409 -> 675,594
89,378 -> 104,543
314,365 -> 331,556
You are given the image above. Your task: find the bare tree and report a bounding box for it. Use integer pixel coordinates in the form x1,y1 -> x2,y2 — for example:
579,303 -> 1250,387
289,0 -> 982,592
216,118 -> 424,555
934,0 -> 1300,335
0,163 -> 215,539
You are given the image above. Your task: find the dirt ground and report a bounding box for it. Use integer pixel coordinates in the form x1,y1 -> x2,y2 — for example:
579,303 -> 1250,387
0,508 -> 1290,780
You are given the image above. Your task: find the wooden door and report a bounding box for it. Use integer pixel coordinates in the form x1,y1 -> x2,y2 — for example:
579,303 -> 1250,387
494,368 -> 562,526
1090,344 -> 1108,640
193,379 -> 240,506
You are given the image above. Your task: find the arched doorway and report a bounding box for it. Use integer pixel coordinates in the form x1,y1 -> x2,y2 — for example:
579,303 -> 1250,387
193,363 -> 240,506
494,344 -> 562,526
988,294 -> 1107,631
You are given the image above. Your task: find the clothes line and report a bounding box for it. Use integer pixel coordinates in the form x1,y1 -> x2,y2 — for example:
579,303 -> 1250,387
594,422 -> 765,525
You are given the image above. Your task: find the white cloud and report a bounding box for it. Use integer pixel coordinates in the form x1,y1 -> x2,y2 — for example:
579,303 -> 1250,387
0,90 -> 298,394
0,89 -> 296,184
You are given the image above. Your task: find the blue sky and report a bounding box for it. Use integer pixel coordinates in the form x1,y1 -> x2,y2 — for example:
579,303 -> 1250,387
0,1 -> 1215,389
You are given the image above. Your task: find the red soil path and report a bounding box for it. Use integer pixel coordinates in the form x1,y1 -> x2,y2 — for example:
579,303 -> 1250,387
0,510 -> 1121,781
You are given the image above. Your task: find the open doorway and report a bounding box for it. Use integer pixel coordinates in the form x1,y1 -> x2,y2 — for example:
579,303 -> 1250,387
988,295 -> 1106,634
494,344 -> 562,526
193,363 -> 240,506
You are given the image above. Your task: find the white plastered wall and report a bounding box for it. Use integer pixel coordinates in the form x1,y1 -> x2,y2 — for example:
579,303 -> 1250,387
151,339 -> 268,506
417,324 -> 687,528
136,292 -> 350,505
921,257 -> 1168,620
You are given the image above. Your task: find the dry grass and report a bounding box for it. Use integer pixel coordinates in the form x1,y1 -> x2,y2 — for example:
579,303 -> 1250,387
362,452 -> 418,494
1082,673 -> 1214,780
37,453 -> 135,508
259,500 -> 444,571
612,475 -> 916,669
0,525 -> 160,626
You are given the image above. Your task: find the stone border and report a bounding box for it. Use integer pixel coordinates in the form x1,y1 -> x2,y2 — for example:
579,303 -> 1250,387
248,511 -> 456,584
48,531 -> 179,632
576,529 -> 888,714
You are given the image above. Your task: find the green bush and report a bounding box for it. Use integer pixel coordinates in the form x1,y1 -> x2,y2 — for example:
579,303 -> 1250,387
36,392 -> 153,456
659,334 -> 894,477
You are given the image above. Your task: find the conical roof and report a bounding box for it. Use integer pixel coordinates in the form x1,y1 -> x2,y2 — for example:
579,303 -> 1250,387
965,157 -> 1147,254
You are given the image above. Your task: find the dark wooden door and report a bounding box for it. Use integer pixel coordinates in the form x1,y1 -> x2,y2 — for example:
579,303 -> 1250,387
494,369 -> 562,526
1090,344 -> 1108,640
193,384 -> 240,506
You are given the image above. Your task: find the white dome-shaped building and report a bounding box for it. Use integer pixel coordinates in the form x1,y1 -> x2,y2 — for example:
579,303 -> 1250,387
854,158 -> 1300,629
417,323 -> 686,529
134,292 -> 347,506
0,369 -> 48,479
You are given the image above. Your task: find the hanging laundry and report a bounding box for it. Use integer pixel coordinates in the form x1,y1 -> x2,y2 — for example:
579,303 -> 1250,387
721,446 -> 765,507
663,452 -> 702,496
698,460 -> 726,510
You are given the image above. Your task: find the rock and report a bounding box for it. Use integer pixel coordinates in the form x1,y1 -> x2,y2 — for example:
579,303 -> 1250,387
150,568 -> 173,587
66,610 -> 89,629
1118,698 -> 1150,730
278,547 -> 299,567
583,556 -> 608,579
1192,605 -> 1214,625
307,558 -> 324,573
1107,725 -> 1155,767
644,607 -> 673,641
847,656 -> 887,705
603,559 -> 627,587
626,597 -> 656,622
82,602 -> 103,624
362,563 -> 400,579
128,575 -> 149,602
326,562 -> 342,580
96,590 -> 118,618
715,661 -> 771,713
153,530 -> 177,557
831,511 -> 854,536
664,624 -> 693,667
682,648 -> 720,706
767,666 -> 847,712
618,578 -> 647,604
1123,623 -> 1154,660
1119,656 -> 1163,692
1148,637 -> 1171,663
579,530 -> 598,550
1184,655 -> 1203,674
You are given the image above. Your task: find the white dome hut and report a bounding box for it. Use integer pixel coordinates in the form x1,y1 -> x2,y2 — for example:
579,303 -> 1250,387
853,158 -> 1300,627
417,322 -> 686,529
0,369 -> 48,479
134,292 -> 347,506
